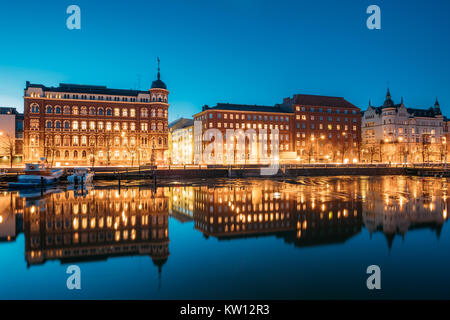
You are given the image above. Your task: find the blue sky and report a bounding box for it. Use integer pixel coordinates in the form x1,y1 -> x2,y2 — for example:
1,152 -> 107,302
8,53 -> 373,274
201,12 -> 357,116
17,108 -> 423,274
0,0 -> 449,121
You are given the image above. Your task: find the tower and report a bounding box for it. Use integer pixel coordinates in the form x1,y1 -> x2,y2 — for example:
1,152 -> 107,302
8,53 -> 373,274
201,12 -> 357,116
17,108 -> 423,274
383,88 -> 394,107
149,57 -> 170,164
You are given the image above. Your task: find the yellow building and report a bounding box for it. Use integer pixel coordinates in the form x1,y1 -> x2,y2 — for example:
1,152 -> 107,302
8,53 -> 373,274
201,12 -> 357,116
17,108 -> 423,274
169,118 -> 194,165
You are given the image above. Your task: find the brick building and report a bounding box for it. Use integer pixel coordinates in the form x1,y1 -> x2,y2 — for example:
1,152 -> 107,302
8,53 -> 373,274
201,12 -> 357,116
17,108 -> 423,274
23,69 -> 169,166
193,94 -> 361,164
283,94 -> 361,163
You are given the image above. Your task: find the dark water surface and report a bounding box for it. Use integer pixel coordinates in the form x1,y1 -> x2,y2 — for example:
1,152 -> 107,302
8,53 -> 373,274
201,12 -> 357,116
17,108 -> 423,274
0,176 -> 449,299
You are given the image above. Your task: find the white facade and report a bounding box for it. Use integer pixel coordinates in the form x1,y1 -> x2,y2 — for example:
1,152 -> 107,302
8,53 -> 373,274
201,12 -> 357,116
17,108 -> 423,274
362,90 -> 446,163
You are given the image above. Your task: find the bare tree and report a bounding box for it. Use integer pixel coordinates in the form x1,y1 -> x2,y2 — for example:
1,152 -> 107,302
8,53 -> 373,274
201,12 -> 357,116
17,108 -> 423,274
0,134 -> 16,168
421,134 -> 431,163
367,145 -> 377,164
43,135 -> 57,167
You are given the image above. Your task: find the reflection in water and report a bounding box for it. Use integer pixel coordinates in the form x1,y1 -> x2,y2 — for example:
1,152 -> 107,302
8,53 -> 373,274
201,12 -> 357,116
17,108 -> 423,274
0,176 -> 449,270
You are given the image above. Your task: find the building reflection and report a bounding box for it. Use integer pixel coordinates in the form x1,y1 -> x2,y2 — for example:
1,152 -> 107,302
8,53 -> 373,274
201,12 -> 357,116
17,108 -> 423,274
361,177 -> 448,248
188,180 -> 363,247
16,188 -> 169,270
1,177 -> 449,262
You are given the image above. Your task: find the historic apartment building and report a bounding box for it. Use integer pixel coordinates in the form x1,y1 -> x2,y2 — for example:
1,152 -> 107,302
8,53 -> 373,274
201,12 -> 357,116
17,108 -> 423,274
23,69 -> 169,166
169,118 -> 194,165
0,107 -> 24,166
362,89 -> 446,163
193,94 -> 361,164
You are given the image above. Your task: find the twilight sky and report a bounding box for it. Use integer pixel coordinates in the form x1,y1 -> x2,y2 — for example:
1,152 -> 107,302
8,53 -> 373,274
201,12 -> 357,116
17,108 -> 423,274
0,0 -> 449,121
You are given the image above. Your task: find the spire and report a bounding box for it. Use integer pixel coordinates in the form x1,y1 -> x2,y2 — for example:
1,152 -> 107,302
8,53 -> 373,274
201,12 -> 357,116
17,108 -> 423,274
383,87 -> 394,107
368,99 -> 371,107
401,96 -> 404,105
435,97 -> 440,108
157,56 -> 161,80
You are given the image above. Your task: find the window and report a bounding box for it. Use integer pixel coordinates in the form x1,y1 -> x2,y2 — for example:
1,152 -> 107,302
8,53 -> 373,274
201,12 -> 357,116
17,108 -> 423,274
122,109 -> 128,117
98,108 -> 104,116
90,108 -> 96,115
73,121 -> 79,130
81,121 -> 87,130
98,122 -> 104,130
90,121 -> 96,130
46,120 -> 52,129
55,121 -> 61,129
72,107 -> 79,115
106,122 -> 112,131
46,106 -> 52,113
106,108 -> 112,116
131,123 -> 136,131
141,108 -> 148,117
130,109 -> 136,117
114,108 -> 120,117
55,106 -> 61,114
73,136 -> 79,146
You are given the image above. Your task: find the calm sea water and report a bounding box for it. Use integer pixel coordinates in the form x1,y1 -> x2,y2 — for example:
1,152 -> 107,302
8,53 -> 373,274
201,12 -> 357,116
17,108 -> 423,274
0,176 -> 449,299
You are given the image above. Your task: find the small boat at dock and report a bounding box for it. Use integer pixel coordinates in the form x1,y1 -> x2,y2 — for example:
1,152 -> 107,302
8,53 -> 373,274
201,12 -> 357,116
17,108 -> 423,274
8,163 -> 64,188
67,168 -> 95,185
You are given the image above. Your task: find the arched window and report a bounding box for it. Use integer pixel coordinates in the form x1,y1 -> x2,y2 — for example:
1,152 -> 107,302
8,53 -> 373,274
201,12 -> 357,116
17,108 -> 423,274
90,107 -> 96,115
130,109 -> 136,117
73,151 -> 78,158
65,151 -> 69,158
80,107 -> 87,115
56,150 -> 61,158
158,137 -> 162,145
82,151 -> 87,158
98,108 -> 104,115
158,97 -> 162,102
31,104 -> 39,113
64,121 -> 70,129
63,106 -> 70,114
106,108 -> 112,116
55,121 -> 61,129
141,108 -> 148,117
55,106 -> 61,114
46,120 -> 52,129
151,109 -> 156,117
157,109 -> 162,117
122,109 -> 128,117
46,105 -> 52,113
157,123 -> 163,131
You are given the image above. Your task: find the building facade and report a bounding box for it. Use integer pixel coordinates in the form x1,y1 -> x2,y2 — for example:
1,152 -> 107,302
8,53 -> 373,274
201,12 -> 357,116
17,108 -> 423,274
362,89 -> 446,163
23,70 -> 169,166
0,107 -> 24,166
193,94 -> 361,165
282,94 -> 361,163
169,118 -> 194,165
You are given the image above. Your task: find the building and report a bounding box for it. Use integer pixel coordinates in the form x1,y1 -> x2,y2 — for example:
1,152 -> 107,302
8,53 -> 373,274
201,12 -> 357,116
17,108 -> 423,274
0,107 -> 24,166
193,93 -> 361,165
362,89 -> 446,163
23,67 -> 169,166
169,118 -> 195,165
23,188 -> 169,269
193,103 -> 294,164
282,94 -> 361,163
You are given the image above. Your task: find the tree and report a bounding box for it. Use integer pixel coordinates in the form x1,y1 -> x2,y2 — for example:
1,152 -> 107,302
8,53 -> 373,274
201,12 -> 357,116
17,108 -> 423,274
366,145 -> 377,163
43,135 -> 57,167
0,134 -> 16,168
421,134 -> 431,163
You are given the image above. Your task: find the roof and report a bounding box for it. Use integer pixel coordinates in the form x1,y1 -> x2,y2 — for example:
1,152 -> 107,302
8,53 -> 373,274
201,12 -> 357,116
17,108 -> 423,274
25,82 -> 149,97
284,94 -> 359,109
168,118 -> 194,130
202,103 -> 293,114
0,107 -> 19,115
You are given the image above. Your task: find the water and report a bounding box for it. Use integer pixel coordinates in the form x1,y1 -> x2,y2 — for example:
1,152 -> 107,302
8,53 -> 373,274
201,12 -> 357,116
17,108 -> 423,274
0,176 -> 449,299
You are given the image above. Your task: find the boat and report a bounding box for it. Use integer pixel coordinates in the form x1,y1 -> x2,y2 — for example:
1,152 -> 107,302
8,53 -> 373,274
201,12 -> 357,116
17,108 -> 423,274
67,167 -> 95,185
0,169 -> 6,179
8,163 -> 64,188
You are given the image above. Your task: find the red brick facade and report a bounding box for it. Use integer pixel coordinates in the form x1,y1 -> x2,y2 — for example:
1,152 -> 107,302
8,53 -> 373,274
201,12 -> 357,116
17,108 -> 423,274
23,82 -> 169,166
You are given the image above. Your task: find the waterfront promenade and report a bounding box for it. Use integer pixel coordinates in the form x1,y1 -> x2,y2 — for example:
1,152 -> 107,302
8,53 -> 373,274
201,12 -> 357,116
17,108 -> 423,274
1,163 -> 450,182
